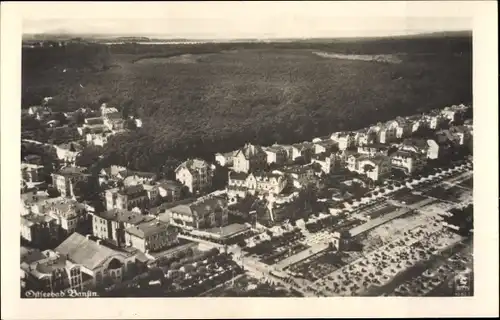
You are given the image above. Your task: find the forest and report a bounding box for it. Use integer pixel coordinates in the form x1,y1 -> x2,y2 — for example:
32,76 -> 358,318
22,33 -> 472,173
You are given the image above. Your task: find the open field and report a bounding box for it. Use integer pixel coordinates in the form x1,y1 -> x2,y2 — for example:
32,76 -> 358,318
22,35 -> 472,171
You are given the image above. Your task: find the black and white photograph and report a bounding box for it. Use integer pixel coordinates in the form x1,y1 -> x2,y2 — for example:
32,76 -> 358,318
1,1 -> 498,319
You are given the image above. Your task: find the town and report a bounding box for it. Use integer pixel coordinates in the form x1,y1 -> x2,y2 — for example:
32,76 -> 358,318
21,101 -> 473,297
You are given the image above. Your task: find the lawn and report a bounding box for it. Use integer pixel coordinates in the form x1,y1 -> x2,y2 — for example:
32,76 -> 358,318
22,36 -> 472,172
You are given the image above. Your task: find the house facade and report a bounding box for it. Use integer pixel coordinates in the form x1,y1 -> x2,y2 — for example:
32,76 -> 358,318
55,233 -> 142,290
348,155 -> 391,181
311,152 -> 336,174
390,150 -> 427,175
105,185 -> 149,211
232,143 -> 267,173
125,220 -> 179,253
51,166 -> 92,198
175,158 -> 212,194
21,214 -> 60,249
21,163 -> 44,183
168,197 -> 229,230
46,199 -> 88,236
91,209 -> 155,247
263,145 -> 288,165
21,250 -> 86,293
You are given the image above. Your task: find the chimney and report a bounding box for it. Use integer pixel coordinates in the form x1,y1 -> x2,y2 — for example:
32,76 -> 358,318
96,239 -> 102,245
86,234 -> 91,239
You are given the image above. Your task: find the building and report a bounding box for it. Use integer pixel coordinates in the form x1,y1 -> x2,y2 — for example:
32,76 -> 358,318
390,150 -> 427,175
21,249 -> 87,293
254,172 -> 288,195
214,151 -> 236,167
98,165 -> 128,185
263,145 -> 288,165
21,213 -> 60,249
399,138 -> 440,159
232,143 -> 268,173
55,233 -> 142,289
314,139 -> 338,154
91,209 -> 155,247
282,142 -> 314,163
449,126 -> 472,145
311,152 -> 336,174
83,117 -> 105,127
51,166 -> 92,198
357,144 -> 390,157
55,142 -> 83,164
330,132 -> 355,151
85,131 -> 112,147
348,154 -> 391,181
103,112 -> 126,131
45,198 -> 89,236
156,180 -> 183,201
441,104 -> 469,122
227,171 -> 286,196
378,121 -> 400,144
175,158 -> 212,194
167,196 -> 229,230
21,163 -> 44,183
122,171 -> 157,187
125,220 -> 179,253
100,103 -> 119,116
105,185 -> 149,211
28,106 -> 52,116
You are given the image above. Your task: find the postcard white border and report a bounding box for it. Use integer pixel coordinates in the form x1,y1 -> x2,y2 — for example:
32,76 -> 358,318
2,1 -> 498,319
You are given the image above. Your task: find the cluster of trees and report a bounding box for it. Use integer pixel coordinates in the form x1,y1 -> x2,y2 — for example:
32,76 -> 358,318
23,36 -> 472,173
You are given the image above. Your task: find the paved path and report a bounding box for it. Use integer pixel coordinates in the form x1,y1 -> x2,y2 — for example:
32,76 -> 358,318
274,243 -> 329,270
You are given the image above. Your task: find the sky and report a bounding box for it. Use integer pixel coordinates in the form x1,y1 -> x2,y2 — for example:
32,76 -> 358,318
21,2 -> 473,39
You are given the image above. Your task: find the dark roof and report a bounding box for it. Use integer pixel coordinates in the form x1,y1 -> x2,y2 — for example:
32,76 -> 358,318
170,197 -> 227,217
312,152 -> 333,161
229,171 -> 249,181
157,180 -> 183,190
361,143 -> 388,150
104,112 -> 122,120
117,185 -> 147,197
235,143 -> 266,160
20,247 -> 46,264
402,138 -> 428,150
56,166 -> 88,177
392,150 -> 417,159
97,209 -> 154,225
56,233 -> 131,270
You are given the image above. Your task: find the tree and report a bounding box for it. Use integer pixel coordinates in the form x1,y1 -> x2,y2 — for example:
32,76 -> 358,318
47,187 -> 61,198
73,180 -> 99,201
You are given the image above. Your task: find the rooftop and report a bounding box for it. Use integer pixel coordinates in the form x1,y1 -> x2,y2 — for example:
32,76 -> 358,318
176,158 -> 209,172
117,185 -> 147,197
22,213 -> 55,226
97,209 -> 154,225
229,171 -> 249,181
56,232 -> 132,270
125,220 -> 173,239
236,143 -> 266,160
55,166 -> 88,176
